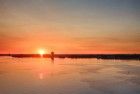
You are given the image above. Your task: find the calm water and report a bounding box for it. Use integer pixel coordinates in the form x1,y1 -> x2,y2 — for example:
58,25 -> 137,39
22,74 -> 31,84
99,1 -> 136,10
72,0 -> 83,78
0,57 -> 140,94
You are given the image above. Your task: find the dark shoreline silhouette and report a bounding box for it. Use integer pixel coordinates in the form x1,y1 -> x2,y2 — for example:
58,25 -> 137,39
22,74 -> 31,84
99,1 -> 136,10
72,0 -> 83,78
0,54 -> 140,60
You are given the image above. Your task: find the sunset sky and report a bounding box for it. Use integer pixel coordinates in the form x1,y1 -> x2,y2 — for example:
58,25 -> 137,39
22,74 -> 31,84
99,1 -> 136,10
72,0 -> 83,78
0,0 -> 140,54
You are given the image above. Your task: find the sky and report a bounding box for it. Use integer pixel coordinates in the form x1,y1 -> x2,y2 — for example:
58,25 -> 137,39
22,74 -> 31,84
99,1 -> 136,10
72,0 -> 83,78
0,0 -> 140,54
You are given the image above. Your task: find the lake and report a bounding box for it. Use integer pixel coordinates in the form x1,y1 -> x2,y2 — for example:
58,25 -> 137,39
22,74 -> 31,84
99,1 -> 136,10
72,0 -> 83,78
0,57 -> 140,94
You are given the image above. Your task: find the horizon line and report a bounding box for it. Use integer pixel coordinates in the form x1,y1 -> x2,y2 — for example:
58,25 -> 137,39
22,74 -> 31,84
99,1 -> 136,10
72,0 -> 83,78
0,53 -> 140,55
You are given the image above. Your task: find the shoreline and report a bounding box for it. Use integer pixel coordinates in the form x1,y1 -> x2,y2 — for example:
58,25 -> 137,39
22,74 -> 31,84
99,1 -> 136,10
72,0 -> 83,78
0,54 -> 140,60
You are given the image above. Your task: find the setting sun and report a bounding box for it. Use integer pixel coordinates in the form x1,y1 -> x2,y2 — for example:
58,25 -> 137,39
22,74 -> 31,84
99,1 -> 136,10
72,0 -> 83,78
38,49 -> 46,56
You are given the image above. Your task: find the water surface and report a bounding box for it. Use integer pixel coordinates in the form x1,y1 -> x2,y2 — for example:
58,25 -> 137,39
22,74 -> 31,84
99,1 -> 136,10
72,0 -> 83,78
0,57 -> 140,94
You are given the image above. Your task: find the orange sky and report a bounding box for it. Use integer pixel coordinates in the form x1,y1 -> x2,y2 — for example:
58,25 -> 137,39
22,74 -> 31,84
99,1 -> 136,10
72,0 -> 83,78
0,0 -> 140,54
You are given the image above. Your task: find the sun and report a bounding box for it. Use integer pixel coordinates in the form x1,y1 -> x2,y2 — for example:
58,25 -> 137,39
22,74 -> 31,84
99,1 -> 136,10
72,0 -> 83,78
38,49 -> 46,56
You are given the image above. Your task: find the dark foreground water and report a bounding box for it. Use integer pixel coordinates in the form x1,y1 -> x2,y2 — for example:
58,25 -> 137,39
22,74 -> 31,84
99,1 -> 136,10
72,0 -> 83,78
0,57 -> 140,94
